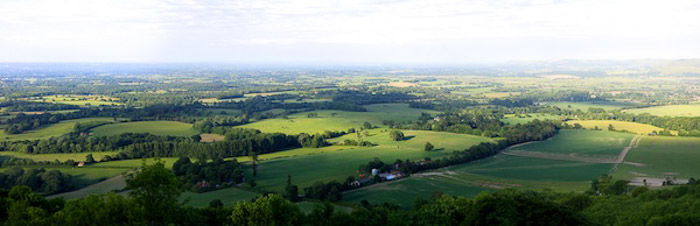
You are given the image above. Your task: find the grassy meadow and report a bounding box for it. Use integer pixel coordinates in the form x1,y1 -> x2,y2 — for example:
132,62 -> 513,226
0,117 -> 115,141
0,151 -> 119,162
566,120 -> 669,134
251,129 -> 491,192
91,121 -> 198,136
237,104 -> 439,134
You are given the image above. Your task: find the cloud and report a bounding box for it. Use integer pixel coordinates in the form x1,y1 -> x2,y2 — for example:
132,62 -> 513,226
0,0 -> 699,63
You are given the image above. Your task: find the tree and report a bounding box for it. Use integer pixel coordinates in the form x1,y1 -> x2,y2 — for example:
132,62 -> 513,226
250,151 -> 259,177
608,124 -> 615,131
84,154 -> 95,163
389,130 -> 405,141
126,160 -> 181,224
209,199 -> 224,208
285,175 -> 299,202
362,121 -> 373,130
424,142 -> 434,152
230,194 -> 302,225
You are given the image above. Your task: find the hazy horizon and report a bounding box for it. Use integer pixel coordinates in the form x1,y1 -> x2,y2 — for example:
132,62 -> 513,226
2,0 -> 700,64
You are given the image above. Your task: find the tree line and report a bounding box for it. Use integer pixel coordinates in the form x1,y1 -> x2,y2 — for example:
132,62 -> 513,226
2,160 -> 699,225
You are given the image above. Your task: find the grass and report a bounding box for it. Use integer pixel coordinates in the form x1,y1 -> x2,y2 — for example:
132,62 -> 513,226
49,175 -> 127,200
502,113 -> 561,125
453,155 -> 613,182
0,151 -> 119,162
91,121 -> 198,137
25,94 -> 122,106
0,117 -> 116,141
181,188 -> 260,207
345,153 -> 611,205
566,120 -> 669,135
623,104 -> 700,117
545,101 -> 637,111
200,133 -> 225,142
237,104 -> 439,134
343,176 -> 493,207
614,136 -> 700,179
253,130 -> 491,193
510,129 -> 634,158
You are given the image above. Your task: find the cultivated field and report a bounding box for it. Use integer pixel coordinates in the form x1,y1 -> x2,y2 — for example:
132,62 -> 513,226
566,120 -> 668,135
614,135 -> 700,180
623,104 -> 700,117
507,129 -> 634,158
237,104 -> 439,134
0,117 -> 116,141
91,121 -> 198,136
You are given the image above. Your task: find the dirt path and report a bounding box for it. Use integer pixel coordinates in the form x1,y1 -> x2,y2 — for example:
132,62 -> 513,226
502,135 -> 642,165
610,135 -> 642,173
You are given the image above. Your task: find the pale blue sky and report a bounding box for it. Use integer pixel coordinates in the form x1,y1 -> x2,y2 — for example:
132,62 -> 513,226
1,0 -> 699,64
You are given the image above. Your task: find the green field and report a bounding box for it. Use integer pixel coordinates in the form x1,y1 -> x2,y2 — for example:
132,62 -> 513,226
545,101 -> 637,111
237,104 -> 439,134
49,175 -> 127,200
91,121 -> 198,136
0,151 -> 119,162
502,113 -> 561,125
252,130 -> 491,192
509,129 -> 633,158
25,94 -> 122,106
181,187 -> 260,207
453,155 -> 613,182
623,104 -> 700,117
343,176 -> 493,207
615,136 -> 700,179
566,120 -> 669,134
345,154 -> 611,206
0,117 -> 116,141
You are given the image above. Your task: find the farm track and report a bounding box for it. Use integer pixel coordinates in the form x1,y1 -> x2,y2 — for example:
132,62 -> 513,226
611,135 -> 642,173
502,135 -> 642,165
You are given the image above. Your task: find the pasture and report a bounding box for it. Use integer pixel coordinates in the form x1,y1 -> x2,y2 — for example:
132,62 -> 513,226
91,121 -> 198,137
614,136 -> 700,180
623,104 -> 700,117
566,120 -> 669,135
0,117 -> 116,141
0,151 -> 119,162
252,130 -> 491,192
181,188 -> 260,207
237,104 -> 439,134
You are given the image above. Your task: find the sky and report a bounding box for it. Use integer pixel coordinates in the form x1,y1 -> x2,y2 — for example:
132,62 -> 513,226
1,0 -> 699,64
